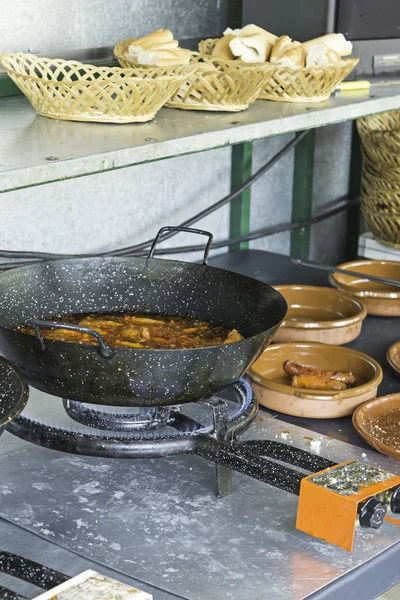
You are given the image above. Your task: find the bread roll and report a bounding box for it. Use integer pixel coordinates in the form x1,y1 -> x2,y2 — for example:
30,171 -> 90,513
302,33 -> 352,56
212,34 -> 236,60
224,24 -> 278,46
272,46 -> 305,69
133,29 -> 174,49
270,35 -> 303,65
306,42 -> 341,67
229,32 -> 271,62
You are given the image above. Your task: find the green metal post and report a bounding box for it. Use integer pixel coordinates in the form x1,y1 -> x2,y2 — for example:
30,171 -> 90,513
290,129 -> 316,259
346,122 -> 363,260
229,142 -> 252,251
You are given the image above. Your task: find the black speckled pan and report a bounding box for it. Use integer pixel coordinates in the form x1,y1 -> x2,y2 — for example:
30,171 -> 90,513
0,227 -> 287,407
0,356 -> 28,436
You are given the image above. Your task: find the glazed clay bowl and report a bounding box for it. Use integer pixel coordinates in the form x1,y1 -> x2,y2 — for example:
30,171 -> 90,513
387,341 -> 400,380
248,342 -> 383,419
272,286 -> 367,345
353,393 -> 400,460
330,260 -> 400,317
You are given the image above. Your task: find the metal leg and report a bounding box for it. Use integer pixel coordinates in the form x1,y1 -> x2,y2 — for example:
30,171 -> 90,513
203,397 -> 233,498
346,121 -> 363,260
290,129 -> 316,260
229,142 -> 252,252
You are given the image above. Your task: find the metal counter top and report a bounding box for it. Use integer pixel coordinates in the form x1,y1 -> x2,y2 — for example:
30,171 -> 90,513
0,249 -> 398,600
1,84 -> 400,194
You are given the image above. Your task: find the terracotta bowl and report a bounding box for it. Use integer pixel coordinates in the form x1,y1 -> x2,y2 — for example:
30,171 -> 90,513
353,393 -> 400,460
387,341 -> 400,380
272,286 -> 367,345
330,259 -> 400,317
249,342 -> 383,419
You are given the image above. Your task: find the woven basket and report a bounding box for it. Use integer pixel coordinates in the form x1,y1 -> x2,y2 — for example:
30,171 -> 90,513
115,43 -> 273,111
198,37 -> 359,103
361,208 -> 400,248
363,168 -> 400,192
357,111 -> 400,138
1,52 -> 194,123
361,188 -> 400,213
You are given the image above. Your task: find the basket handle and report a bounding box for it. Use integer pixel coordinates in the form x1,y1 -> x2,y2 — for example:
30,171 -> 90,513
147,226 -> 213,265
25,319 -> 114,358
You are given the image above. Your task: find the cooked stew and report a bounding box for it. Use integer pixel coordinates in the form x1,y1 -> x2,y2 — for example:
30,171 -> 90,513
15,312 -> 244,350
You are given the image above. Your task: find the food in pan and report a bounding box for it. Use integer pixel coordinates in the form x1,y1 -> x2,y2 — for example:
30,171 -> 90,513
284,360 -> 356,390
209,27 -> 353,68
15,313 -> 244,350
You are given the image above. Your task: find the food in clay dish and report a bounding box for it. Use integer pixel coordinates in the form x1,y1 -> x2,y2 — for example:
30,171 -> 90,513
284,360 -> 356,391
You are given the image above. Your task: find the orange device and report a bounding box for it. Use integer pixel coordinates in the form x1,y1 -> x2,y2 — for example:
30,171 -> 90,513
296,459 -> 400,551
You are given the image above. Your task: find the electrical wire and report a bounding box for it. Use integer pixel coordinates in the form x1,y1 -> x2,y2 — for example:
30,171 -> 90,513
0,130 -> 308,263
150,195 -> 360,254
0,195 -> 359,270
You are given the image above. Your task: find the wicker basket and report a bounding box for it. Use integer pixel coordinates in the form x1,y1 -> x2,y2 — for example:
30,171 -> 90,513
115,43 -> 273,111
361,188 -> 400,213
356,110 -> 400,247
361,207 -> 400,248
357,111 -> 400,137
198,38 -> 359,103
1,52 -> 194,123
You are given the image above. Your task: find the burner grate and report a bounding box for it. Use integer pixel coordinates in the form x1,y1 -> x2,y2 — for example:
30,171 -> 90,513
62,400 -> 178,431
7,379 -> 256,460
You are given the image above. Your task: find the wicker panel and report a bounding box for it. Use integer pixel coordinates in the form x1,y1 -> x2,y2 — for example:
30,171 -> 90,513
198,38 -> 218,56
357,111 -> 400,137
115,44 -> 274,111
361,188 -> 400,213
198,38 -> 358,103
1,53 -> 194,123
258,60 -> 358,103
362,208 -> 400,248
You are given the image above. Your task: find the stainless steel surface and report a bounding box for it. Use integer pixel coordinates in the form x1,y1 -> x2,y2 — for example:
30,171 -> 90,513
2,86 -> 400,194
0,387 -> 399,600
0,519 -> 178,600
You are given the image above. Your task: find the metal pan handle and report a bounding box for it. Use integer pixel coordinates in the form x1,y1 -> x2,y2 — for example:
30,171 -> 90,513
147,226 -> 213,265
25,319 -> 114,358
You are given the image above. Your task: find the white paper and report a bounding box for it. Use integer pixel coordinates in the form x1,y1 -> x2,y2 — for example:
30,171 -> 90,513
33,569 -> 153,599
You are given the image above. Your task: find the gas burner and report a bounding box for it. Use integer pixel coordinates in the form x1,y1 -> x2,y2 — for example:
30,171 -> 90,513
7,379 -> 256,458
62,399 -> 178,432
7,379 -> 336,502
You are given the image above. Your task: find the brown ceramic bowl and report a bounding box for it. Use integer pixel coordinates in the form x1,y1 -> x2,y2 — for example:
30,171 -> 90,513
272,286 -> 367,345
249,342 -> 383,419
330,260 -> 400,317
353,393 -> 400,460
387,341 -> 400,380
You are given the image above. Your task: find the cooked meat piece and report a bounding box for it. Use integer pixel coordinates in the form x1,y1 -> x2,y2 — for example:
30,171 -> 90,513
284,360 -> 356,385
224,329 -> 244,344
292,375 -> 347,391
141,327 -> 151,340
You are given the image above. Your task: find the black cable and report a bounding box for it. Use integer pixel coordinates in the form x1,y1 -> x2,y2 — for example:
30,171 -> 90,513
110,129 -> 309,256
0,196 -> 358,270
0,130 -> 308,262
149,195 -> 360,255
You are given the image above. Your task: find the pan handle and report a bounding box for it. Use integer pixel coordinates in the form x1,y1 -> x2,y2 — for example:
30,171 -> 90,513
148,226 -> 213,265
25,320 -> 114,358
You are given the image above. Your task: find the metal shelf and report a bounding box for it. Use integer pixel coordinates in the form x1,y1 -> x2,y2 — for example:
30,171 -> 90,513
1,85 -> 400,194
